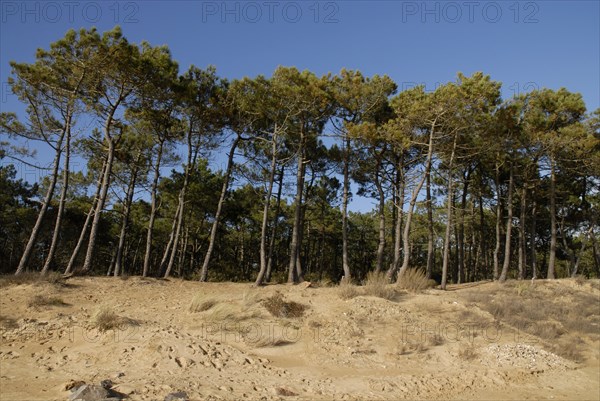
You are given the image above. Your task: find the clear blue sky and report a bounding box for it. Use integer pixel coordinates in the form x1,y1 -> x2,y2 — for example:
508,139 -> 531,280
1,0 -> 599,210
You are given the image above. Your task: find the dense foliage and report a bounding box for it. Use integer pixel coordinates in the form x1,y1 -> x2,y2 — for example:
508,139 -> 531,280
1,27 -> 599,286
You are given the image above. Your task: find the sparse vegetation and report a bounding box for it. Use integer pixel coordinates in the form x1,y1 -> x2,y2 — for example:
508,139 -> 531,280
189,293 -> 218,312
0,272 -> 65,288
552,339 -> 585,363
262,293 -> 307,318
28,295 -> 69,308
247,335 -> 295,348
397,268 -> 431,292
458,345 -> 479,360
428,334 -> 445,346
363,271 -> 396,300
338,279 -> 360,299
203,302 -> 263,323
0,315 -> 18,329
91,306 -> 132,332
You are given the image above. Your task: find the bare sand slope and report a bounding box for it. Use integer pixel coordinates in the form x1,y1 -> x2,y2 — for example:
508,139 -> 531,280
1,277 -> 599,401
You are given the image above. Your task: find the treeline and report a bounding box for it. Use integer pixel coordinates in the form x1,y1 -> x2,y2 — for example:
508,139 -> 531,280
1,27 -> 599,287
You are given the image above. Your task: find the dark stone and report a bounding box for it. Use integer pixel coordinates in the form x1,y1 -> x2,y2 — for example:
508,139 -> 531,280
100,379 -> 113,389
164,391 -> 189,401
68,383 -> 121,401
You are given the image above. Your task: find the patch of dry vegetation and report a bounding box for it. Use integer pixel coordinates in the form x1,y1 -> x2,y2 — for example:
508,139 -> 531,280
28,295 -> 69,308
465,280 -> 600,362
363,271 -> 396,300
0,315 -> 18,329
458,345 -> 479,361
397,268 -> 432,292
202,303 -> 263,323
0,272 -> 65,287
91,306 -> 135,332
551,339 -> 585,364
189,293 -> 218,312
338,279 -> 360,300
262,293 -> 307,318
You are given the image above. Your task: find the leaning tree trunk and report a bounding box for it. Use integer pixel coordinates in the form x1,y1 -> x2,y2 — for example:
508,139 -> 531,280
398,123 -> 435,280
441,134 -> 457,290
82,102 -> 121,273
199,136 -> 240,282
81,137 -> 115,273
499,163 -> 514,282
255,133 -> 278,286
571,226 -> 592,277
158,202 -> 181,275
143,139 -> 165,277
64,158 -> 107,275
114,154 -> 141,277
41,125 -> 71,275
165,128 -> 195,278
547,156 -> 557,279
340,135 -> 352,282
15,130 -> 65,275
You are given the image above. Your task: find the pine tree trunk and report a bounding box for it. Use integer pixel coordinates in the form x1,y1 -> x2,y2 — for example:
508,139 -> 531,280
256,132 -> 278,286
441,134 -> 458,290
65,159 -> 107,275
518,185 -> 527,280
398,123 -> 435,280
499,163 -> 514,282
457,171 -> 471,284
165,129 -> 195,278
530,193 -> 538,279
288,137 -> 306,284
143,139 -> 165,277
375,159 -> 386,274
493,162 -> 502,281
15,130 -> 65,275
548,156 -> 557,279
341,135 -> 351,281
159,201 -> 181,275
41,125 -> 71,275
391,155 -> 405,275
266,166 -> 284,282
82,137 -> 115,273
200,136 -> 240,281
114,154 -> 141,277
426,164 -> 435,279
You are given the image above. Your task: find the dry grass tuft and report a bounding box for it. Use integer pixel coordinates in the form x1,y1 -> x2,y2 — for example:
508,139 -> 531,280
28,295 -> 69,308
91,306 -> 133,332
0,315 -> 18,330
262,293 -> 307,318
247,336 -> 295,348
552,339 -> 585,363
338,279 -> 360,300
458,345 -> 479,360
397,268 -> 431,292
428,334 -> 445,346
363,271 -> 396,300
203,302 -> 263,323
189,293 -> 218,313
0,272 -> 66,287
242,289 -> 261,308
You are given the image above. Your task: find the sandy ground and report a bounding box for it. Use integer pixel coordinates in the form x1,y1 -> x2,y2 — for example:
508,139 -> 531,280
0,277 -> 599,401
